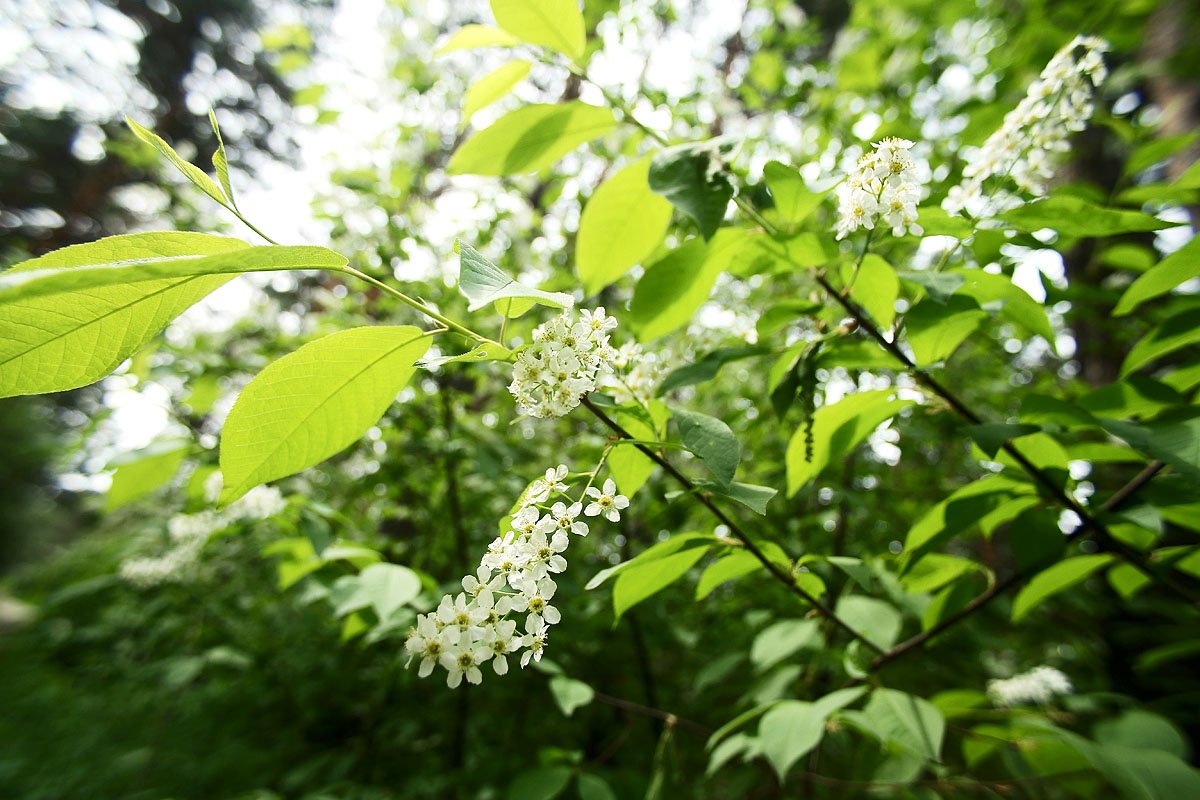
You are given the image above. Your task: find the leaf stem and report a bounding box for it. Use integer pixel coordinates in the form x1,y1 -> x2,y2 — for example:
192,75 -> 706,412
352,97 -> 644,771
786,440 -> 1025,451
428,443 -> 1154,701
341,266 -> 499,346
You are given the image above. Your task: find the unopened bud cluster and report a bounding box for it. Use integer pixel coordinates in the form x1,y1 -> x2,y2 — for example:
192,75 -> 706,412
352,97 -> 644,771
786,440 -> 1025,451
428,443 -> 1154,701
945,36 -> 1108,217
404,465 -> 628,688
508,308 -> 619,418
987,665 -> 1073,707
835,137 -> 925,240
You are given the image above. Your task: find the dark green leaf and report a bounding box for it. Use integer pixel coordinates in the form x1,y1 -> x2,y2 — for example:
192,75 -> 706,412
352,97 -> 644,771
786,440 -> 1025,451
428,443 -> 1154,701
648,143 -> 734,239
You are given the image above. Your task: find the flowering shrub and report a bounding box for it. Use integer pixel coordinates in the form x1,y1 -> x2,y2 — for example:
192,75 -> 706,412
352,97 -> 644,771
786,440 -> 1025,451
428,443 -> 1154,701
3,2 -> 1200,798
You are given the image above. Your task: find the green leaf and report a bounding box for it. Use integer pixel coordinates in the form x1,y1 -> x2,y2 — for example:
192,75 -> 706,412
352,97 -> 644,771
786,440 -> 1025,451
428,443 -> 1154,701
860,688 -> 945,761
585,532 -> 713,590
576,773 -> 618,800
463,61 -> 531,119
843,254 -> 899,329
786,390 -> 912,495
1095,710 -> 1190,761
612,544 -> 712,620
756,300 -> 824,338
758,700 -> 826,781
762,161 -> 826,225
436,24 -> 520,55
951,268 -> 1056,344
901,553 -> 981,595
548,675 -> 594,716
702,480 -> 777,515
357,563 -> 421,621
917,205 -> 973,237
966,423 -> 1042,458
1175,158 -> 1200,189
903,476 -> 1033,563
1122,307 -> 1200,376
490,0 -> 585,59
1125,132 -> 1199,176
576,158 -> 673,294
105,442 -> 189,511
0,240 -> 347,304
1114,238 -> 1200,316
672,407 -> 740,486
748,232 -> 830,273
507,766 -> 573,800
1099,414 -> 1200,485
219,326 -> 430,504
208,109 -> 236,210
648,143 -> 734,239
0,232 -> 245,398
1051,730 -> 1200,800
455,240 -> 573,315
607,411 -> 659,497
1012,554 -> 1115,622
897,270 -> 965,303
1000,196 -> 1178,238
630,229 -> 748,340
836,595 -> 902,650
904,295 -> 988,365
695,550 -> 761,599
126,116 -> 230,208
750,619 -> 821,671
448,102 -> 615,176
657,346 -> 767,395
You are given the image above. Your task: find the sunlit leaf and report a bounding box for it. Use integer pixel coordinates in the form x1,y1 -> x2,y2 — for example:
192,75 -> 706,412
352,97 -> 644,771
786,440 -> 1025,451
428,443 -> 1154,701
448,102 -> 615,176
576,158 -> 673,294
490,0 -> 585,59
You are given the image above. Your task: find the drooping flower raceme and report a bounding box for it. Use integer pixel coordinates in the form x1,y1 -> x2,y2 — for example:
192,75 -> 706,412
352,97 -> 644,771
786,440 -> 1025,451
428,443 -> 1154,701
987,665 -> 1074,707
405,464 -> 628,688
944,36 -> 1108,217
508,308 -> 619,418
835,137 -> 926,240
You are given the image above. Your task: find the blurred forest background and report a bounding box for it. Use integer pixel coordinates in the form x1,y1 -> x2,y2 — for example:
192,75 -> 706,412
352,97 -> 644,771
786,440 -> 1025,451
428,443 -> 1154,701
1,0 -> 1199,798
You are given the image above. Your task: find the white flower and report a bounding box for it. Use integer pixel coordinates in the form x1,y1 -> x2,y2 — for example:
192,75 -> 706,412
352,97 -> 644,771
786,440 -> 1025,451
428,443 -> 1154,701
405,614 -> 457,678
834,137 -> 926,240
228,485 -> 287,520
987,666 -> 1074,706
584,479 -> 629,523
441,638 -> 491,688
508,309 -> 619,418
944,36 -> 1108,218
520,615 -> 550,668
550,501 -> 589,536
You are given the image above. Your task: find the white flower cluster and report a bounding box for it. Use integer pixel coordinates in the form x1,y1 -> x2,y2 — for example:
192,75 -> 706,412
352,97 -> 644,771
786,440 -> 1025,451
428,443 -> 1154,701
602,341 -> 668,405
508,308 -> 619,418
118,484 -> 287,588
944,36 -> 1108,217
987,665 -> 1074,707
405,466 -> 628,688
835,137 -> 926,240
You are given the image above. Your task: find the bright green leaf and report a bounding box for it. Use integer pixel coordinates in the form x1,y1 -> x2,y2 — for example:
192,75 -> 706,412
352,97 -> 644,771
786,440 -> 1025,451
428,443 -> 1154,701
843,254 -> 899,329
436,24 -> 520,55
105,442 -> 189,511
126,116 -> 229,208
763,161 -> 826,225
612,544 -> 711,620
750,619 -> 821,671
695,550 -> 761,599
448,102 -> 615,176
630,229 -> 748,340
1114,238 -> 1200,316
219,326 -> 430,504
904,295 -> 988,365
1012,554 -> 1115,622
463,61 -> 531,119
208,109 -> 236,209
1000,196 -> 1178,238
786,390 -> 912,495
456,240 -> 573,315
490,0 -> 585,59
1122,307 -> 1200,376
576,158 -> 673,294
